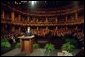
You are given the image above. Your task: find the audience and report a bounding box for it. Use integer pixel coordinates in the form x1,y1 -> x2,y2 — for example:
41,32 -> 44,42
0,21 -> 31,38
1,28 -> 84,49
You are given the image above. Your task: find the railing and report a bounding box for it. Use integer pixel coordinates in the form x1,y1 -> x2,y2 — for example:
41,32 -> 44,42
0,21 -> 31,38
1,3 -> 84,16
1,16 -> 84,26
31,28 -> 84,37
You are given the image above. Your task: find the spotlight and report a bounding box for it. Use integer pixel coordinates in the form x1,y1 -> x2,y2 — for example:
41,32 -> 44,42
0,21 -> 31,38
29,1 -> 37,6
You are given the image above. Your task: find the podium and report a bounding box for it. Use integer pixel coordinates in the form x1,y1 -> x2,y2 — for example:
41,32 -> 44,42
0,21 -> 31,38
18,35 -> 34,54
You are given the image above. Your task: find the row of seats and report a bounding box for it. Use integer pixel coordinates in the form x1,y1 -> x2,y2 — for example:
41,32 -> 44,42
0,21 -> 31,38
1,28 -> 84,48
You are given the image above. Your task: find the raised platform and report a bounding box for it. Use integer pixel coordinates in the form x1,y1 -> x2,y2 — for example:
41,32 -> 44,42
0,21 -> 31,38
1,48 -> 81,56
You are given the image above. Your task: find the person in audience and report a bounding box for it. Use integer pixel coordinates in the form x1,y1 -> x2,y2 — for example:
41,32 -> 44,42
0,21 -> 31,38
8,34 -> 16,47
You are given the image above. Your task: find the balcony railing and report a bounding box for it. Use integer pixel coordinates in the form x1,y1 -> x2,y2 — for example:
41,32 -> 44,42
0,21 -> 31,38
1,16 -> 84,26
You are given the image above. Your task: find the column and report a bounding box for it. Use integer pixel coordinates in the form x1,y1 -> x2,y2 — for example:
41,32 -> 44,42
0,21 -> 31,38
56,17 -> 57,22
56,26 -> 57,30
37,27 -> 38,30
33,17 -> 35,23
19,27 -> 21,32
2,10 -> 5,19
46,17 -> 48,22
18,15 -> 21,23
66,15 -> 67,22
11,11 -> 15,22
27,16 -> 29,24
12,26 -> 15,32
46,26 -> 48,30
37,18 -> 38,22
75,26 -> 78,30
27,17 -> 29,21
2,24 -> 5,32
65,26 -> 67,30
75,12 -> 78,20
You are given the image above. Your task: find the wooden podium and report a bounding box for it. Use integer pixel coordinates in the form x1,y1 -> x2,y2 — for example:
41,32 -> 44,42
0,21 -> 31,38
18,35 -> 34,54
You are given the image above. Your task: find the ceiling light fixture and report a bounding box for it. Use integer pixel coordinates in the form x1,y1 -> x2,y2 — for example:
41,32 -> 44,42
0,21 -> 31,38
29,1 -> 37,6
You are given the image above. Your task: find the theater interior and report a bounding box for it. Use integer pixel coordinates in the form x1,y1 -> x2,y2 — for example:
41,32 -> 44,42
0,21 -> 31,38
1,1 -> 84,56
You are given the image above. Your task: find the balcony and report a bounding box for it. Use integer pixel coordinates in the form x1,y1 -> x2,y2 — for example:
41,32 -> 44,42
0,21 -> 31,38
1,16 -> 84,26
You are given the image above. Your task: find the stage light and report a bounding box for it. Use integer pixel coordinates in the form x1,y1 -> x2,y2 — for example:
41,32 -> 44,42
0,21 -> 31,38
29,1 -> 37,6
45,1 -> 46,3
15,1 -> 18,4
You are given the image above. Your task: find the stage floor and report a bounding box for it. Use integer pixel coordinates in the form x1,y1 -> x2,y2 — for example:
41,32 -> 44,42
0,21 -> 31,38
1,48 -> 81,56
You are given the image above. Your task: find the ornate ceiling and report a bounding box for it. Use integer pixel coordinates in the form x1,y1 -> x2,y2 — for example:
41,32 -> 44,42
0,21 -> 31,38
2,1 -> 83,9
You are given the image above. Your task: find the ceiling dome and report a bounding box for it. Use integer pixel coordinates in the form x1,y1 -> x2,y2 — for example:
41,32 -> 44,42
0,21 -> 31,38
2,1 -> 83,9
